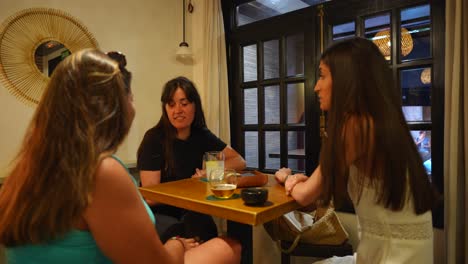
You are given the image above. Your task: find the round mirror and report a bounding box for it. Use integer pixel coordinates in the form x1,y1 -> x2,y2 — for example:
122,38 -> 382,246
0,8 -> 98,106
34,41 -> 71,77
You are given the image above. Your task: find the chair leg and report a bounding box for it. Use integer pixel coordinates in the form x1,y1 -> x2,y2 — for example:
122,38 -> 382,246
281,252 -> 291,264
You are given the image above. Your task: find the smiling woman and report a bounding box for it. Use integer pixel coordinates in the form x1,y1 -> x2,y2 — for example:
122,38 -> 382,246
137,76 -> 246,243
0,8 -> 98,106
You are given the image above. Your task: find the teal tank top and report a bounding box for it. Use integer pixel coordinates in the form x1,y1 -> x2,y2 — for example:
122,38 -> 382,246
6,156 -> 155,264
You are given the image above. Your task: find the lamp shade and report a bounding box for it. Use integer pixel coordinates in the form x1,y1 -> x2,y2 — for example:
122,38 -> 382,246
373,27 -> 413,59
176,42 -> 192,59
420,68 -> 431,84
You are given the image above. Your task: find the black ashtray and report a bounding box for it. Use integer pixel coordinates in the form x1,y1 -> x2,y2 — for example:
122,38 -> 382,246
241,187 -> 268,205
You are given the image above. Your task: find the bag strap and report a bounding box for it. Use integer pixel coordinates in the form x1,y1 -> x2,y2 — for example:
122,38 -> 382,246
277,233 -> 302,254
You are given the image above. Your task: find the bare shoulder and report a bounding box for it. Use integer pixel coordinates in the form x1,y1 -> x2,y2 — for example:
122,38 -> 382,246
96,157 -> 128,179
85,156 -> 141,221
93,157 -> 136,196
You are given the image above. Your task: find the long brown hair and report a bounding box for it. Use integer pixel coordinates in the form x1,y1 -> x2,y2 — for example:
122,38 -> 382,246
0,49 -> 133,246
319,37 -> 434,214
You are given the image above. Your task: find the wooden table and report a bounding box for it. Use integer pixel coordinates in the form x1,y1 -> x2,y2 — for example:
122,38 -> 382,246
0,176 -> 6,186
139,175 -> 300,264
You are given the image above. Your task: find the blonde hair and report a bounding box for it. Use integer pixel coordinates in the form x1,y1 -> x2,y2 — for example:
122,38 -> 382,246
0,49 -> 133,246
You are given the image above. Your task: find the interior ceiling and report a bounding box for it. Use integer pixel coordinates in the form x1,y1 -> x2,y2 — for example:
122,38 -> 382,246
238,0 -> 428,28
238,0 -> 330,22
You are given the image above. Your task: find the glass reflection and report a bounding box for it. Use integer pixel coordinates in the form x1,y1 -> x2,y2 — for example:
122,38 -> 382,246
264,40 -> 279,79
287,131 -> 305,172
411,130 -> 432,179
400,67 -> 431,122
244,132 -> 259,168
401,4 -> 431,61
34,41 -> 70,77
243,44 -> 257,82
265,131 -> 280,170
287,83 -> 304,124
365,13 -> 391,60
333,21 -> 355,41
264,85 -> 280,124
244,88 -> 258,124
286,34 -> 304,76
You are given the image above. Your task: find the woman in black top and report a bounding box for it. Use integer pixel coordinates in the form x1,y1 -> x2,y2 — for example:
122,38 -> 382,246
138,76 -> 246,242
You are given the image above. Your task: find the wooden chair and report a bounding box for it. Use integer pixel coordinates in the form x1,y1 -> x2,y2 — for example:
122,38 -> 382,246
280,241 -> 353,264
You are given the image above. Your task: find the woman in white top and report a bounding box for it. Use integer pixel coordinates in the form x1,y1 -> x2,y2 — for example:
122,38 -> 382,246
275,37 -> 436,263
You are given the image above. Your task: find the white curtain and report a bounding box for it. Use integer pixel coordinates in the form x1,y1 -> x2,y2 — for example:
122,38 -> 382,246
194,0 -> 230,143
444,0 -> 467,263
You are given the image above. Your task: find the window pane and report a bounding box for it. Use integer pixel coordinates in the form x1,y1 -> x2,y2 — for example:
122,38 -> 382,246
264,85 -> 280,124
287,131 -> 305,172
287,83 -> 305,124
410,130 -> 432,179
243,44 -> 257,82
333,21 -> 355,41
244,88 -> 258,124
264,40 -> 279,79
236,0 -> 328,27
245,131 -> 259,168
401,4 -> 431,61
286,34 -> 304,76
400,67 -> 431,122
265,131 -> 280,170
366,13 -> 391,60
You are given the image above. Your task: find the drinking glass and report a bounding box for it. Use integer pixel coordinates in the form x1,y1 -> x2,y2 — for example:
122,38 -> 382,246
203,151 -> 224,179
208,169 -> 238,199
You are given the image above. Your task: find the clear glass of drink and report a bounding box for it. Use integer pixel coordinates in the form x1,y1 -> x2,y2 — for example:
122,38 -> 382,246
203,151 -> 224,179
208,169 -> 238,199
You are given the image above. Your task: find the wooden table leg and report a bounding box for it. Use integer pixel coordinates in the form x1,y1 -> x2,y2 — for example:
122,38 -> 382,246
227,220 -> 253,264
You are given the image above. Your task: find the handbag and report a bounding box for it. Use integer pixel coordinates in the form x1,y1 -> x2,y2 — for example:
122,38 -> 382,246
263,205 -> 349,253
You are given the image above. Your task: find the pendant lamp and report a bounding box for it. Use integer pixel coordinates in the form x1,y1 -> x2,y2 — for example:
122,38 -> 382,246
373,27 -> 413,60
176,0 -> 192,59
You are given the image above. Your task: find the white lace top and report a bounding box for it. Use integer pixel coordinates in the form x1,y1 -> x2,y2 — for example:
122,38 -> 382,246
347,165 -> 433,263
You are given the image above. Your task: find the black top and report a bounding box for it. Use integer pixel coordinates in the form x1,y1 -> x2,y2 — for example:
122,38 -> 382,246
137,126 -> 227,182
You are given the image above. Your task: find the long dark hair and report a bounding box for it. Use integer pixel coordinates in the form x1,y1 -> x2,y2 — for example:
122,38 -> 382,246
0,49 -> 133,246
155,76 -> 206,176
319,37 -> 434,214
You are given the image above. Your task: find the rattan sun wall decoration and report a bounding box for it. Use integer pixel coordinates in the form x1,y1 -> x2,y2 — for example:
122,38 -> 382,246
0,8 -> 98,106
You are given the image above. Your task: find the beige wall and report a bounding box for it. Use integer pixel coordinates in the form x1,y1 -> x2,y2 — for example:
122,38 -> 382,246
0,0 -> 193,176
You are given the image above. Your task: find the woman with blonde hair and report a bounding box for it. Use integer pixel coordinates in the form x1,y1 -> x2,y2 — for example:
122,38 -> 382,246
0,49 -> 241,263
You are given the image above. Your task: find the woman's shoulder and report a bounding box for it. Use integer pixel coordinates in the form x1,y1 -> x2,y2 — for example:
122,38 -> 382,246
193,127 -> 216,137
144,125 -> 163,137
141,126 -> 164,145
95,157 -> 132,186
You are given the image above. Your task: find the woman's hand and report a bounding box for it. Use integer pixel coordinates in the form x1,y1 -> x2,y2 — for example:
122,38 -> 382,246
180,237 -> 200,251
144,199 -> 157,206
192,168 -> 206,178
284,174 -> 308,195
275,167 -> 292,184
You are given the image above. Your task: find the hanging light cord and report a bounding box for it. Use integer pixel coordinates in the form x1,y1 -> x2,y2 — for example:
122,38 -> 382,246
188,0 -> 194,13
182,0 -> 186,44
318,5 -> 327,139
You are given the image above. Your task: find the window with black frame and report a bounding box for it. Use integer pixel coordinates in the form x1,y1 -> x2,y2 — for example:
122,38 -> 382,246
223,1 -> 444,204
241,34 -> 309,173
222,0 -> 324,175
330,3 -> 436,182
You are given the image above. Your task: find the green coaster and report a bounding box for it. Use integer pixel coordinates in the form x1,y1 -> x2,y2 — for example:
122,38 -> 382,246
206,194 -> 241,201
199,177 -> 208,182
